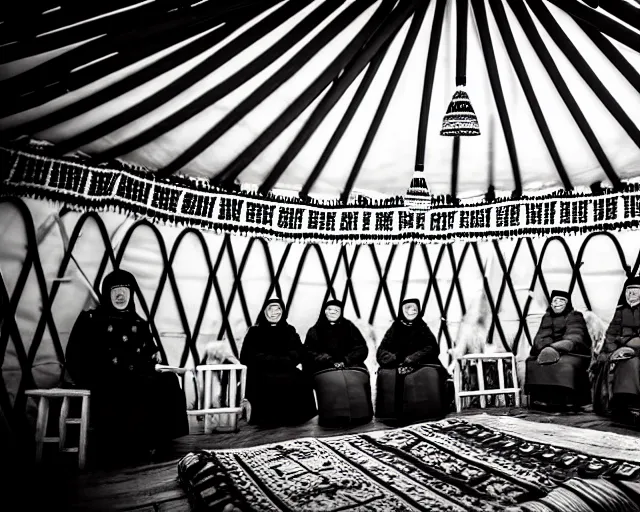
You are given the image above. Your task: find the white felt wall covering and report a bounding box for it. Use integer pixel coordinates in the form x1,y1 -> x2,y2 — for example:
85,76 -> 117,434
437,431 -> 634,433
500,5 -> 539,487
0,197 -> 635,411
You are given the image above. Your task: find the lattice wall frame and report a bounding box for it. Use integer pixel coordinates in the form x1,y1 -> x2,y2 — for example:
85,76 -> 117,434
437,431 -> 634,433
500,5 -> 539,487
2,196 -> 639,439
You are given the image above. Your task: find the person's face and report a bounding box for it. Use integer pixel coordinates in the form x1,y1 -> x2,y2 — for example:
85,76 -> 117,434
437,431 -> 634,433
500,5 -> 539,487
325,305 -> 342,323
265,304 -> 283,323
402,302 -> 419,321
110,286 -> 131,310
551,296 -> 567,314
626,286 -> 640,306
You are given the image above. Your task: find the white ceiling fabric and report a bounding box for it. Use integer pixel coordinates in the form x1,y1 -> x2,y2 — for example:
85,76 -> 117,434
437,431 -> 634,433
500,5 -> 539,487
1,0 -> 639,199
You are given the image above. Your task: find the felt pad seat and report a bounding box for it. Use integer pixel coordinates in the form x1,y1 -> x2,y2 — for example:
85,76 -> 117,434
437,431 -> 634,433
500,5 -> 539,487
375,365 -> 446,422
525,354 -> 591,408
313,367 -> 373,427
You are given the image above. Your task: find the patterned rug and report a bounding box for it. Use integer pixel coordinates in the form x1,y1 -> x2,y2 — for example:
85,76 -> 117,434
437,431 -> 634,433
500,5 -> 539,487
177,417 -> 640,511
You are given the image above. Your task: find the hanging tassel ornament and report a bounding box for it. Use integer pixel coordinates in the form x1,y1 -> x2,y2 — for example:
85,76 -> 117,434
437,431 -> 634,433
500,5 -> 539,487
440,85 -> 480,136
404,168 -> 432,210
441,0 -> 479,137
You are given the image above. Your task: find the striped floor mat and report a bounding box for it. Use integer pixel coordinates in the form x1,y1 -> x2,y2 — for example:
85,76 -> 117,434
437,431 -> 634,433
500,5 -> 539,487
177,417 -> 640,511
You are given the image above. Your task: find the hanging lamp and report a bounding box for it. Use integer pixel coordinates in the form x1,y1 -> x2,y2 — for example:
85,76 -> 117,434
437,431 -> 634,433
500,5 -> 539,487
441,0 -> 480,136
404,168 -> 432,210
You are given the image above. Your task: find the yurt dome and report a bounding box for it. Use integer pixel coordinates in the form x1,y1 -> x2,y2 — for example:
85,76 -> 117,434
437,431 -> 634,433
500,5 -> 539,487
1,0 -> 639,199
2,1 -> 640,510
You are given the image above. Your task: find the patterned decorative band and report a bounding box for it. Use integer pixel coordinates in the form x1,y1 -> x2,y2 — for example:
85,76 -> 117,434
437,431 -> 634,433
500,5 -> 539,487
3,143 -> 640,244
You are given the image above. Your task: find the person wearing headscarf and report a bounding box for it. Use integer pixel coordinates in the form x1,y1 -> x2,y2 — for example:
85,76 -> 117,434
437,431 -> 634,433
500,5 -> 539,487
305,299 -> 372,426
377,298 -> 443,372
375,299 -> 449,422
240,298 -> 317,426
65,269 -> 188,461
525,290 -> 591,410
593,276 -> 640,419
304,299 -> 368,374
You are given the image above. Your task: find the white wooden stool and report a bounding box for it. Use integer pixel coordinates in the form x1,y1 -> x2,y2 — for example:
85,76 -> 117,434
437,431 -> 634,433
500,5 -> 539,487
190,364 -> 247,434
25,388 -> 90,469
453,353 -> 520,413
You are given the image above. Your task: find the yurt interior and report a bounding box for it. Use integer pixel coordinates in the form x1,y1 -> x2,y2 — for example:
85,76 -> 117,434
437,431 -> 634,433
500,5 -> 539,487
3,0 -> 640,510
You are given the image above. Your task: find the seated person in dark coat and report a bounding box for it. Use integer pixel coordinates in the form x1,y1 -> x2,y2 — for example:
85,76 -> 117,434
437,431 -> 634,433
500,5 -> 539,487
593,276 -> 640,419
377,298 -> 444,372
65,270 -> 188,460
376,298 -> 449,421
240,298 -> 317,427
525,290 -> 591,410
304,299 -> 368,373
304,299 -> 372,426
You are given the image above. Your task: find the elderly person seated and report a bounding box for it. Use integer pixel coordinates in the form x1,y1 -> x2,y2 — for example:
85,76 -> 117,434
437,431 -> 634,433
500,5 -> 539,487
593,276 -> 640,422
304,299 -> 372,427
240,298 -> 317,427
525,290 -> 591,411
65,269 -> 188,462
375,299 -> 449,422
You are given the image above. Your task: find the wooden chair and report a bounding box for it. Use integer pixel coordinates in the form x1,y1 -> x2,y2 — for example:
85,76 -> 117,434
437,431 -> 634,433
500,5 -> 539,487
156,363 -> 247,433
192,364 -> 247,434
452,353 -> 521,413
25,388 -> 90,469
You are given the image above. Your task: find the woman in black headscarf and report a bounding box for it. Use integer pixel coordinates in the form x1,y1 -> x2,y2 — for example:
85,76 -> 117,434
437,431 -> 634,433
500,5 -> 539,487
525,290 -> 591,410
240,298 -> 317,426
376,298 -> 448,422
593,276 -> 640,419
377,298 -> 443,371
304,299 -> 372,426
65,269 -> 188,461
304,299 -> 368,373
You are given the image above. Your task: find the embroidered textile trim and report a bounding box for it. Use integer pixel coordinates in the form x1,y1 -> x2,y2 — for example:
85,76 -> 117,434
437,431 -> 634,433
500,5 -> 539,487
4,144 -> 640,244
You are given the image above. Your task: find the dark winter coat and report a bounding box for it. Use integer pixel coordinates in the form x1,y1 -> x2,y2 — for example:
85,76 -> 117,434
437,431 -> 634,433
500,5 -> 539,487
64,270 -> 188,451
240,300 -> 305,371
240,298 -> 316,425
531,306 -> 590,357
304,299 -> 368,373
602,304 -> 640,355
377,299 -> 442,368
66,270 -> 160,387
592,277 -> 640,415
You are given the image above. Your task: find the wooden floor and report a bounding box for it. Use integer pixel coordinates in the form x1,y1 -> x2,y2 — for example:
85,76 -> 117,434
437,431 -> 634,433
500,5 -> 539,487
10,407 -> 640,512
